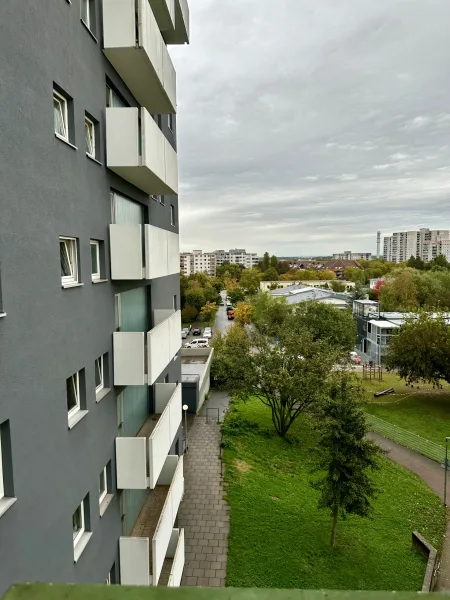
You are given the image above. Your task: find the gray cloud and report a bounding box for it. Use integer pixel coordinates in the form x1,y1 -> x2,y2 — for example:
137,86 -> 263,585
171,0 -> 450,256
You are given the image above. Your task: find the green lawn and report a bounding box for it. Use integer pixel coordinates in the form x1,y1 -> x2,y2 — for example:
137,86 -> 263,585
360,373 -> 450,444
222,397 -> 445,590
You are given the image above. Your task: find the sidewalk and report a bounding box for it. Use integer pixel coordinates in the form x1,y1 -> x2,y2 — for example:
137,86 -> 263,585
368,432 -> 450,591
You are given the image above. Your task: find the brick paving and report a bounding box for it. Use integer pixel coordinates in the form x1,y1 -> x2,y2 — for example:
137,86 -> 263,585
178,416 -> 230,587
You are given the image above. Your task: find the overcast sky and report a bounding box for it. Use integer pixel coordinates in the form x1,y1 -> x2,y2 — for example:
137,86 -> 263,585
171,0 -> 450,257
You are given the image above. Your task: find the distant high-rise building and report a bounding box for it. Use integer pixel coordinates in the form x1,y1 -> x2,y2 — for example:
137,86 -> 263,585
383,228 -> 450,262
332,251 -> 372,261
212,249 -> 259,268
180,250 -> 217,277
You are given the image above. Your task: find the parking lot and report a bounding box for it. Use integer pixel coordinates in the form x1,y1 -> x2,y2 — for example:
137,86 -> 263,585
182,291 -> 231,347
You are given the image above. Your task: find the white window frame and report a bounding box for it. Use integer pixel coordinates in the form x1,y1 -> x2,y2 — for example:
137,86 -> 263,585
90,240 -> 100,281
95,356 -> 104,394
168,113 -> 174,132
67,372 -> 81,418
72,501 -> 85,547
81,0 -> 91,29
60,237 -> 78,285
99,467 -> 107,505
85,116 -> 96,158
53,90 -> 69,141
170,205 -> 175,226
0,430 -> 4,500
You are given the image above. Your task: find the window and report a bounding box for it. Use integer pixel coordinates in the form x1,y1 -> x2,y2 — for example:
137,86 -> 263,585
160,195 -> 165,206
168,113 -> 174,131
81,0 -> 94,31
60,237 -> 78,285
170,204 -> 176,226
150,194 -> 158,202
72,502 -> 85,547
99,467 -> 107,505
106,84 -> 126,108
90,240 -> 100,280
173,295 -> 177,311
164,374 -> 169,384
95,356 -> 104,394
53,90 -> 68,141
85,116 -> 95,158
67,372 -> 80,417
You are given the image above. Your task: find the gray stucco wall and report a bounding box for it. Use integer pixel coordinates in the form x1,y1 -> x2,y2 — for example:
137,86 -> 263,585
0,0 -> 181,594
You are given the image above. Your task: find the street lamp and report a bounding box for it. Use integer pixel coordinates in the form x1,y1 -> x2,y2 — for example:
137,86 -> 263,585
183,404 -> 189,454
445,437 -> 450,508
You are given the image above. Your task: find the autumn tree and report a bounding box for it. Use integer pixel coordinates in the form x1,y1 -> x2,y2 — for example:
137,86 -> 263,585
212,323 -> 338,437
263,267 -> 279,281
200,301 -> 219,325
317,269 -> 337,281
233,301 -> 254,325
379,268 -> 418,311
386,312 -> 450,385
240,268 -> 262,295
312,373 -> 383,546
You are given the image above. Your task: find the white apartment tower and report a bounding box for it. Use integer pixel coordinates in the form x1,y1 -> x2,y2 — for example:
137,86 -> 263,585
383,229 -> 450,263
180,250 -> 216,277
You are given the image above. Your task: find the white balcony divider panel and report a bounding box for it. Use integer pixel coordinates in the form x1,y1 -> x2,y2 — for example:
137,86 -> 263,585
167,231 -> 180,274
157,455 -> 179,486
150,0 -> 175,31
148,311 -> 181,384
102,0 -> 176,113
168,528 -> 185,587
109,225 -> 143,280
164,0 -> 189,44
154,308 -> 175,327
166,528 -> 179,558
106,108 -> 178,195
113,332 -> 145,386
145,225 -> 168,280
119,537 -> 151,586
116,437 -> 148,489
154,382 -> 177,413
152,455 -> 184,586
106,107 -> 139,167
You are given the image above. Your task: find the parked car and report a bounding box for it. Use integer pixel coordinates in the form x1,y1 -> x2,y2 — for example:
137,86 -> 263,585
184,338 -> 209,348
203,329 -> 212,339
349,352 -> 361,364
181,329 -> 188,339
220,301 -> 224,306
192,328 -> 201,335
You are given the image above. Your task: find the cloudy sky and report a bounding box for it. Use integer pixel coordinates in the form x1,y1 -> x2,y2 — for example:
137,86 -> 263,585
171,0 -> 450,257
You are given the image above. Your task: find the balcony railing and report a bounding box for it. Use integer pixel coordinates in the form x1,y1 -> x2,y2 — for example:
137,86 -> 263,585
109,224 -> 179,281
149,0 -> 175,33
106,107 -> 178,196
119,455 -> 184,586
115,383 -> 182,490
102,0 -> 176,113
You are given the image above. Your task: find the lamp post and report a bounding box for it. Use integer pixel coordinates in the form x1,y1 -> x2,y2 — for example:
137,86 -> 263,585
445,437 -> 450,508
183,404 -> 189,453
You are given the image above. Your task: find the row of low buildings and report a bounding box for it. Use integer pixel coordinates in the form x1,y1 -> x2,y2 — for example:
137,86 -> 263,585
180,249 -> 259,277
0,0 -> 190,594
383,228 -> 450,263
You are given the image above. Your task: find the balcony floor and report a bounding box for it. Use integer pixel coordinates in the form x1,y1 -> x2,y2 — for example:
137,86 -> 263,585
130,485 -> 170,578
158,558 -> 174,586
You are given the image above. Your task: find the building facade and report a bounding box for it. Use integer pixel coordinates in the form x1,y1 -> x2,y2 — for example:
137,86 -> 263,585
0,0 -> 189,593
180,250 -> 216,277
383,229 -> 450,263
332,251 -> 372,261
213,249 -> 259,268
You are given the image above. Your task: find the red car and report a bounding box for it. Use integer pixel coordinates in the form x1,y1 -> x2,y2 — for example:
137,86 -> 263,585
350,355 -> 361,364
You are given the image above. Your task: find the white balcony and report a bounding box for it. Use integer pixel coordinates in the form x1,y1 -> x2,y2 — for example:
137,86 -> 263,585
113,311 -> 181,386
119,455 -> 184,586
149,0 -> 175,33
116,383 -> 182,489
102,0 -> 176,113
109,224 -> 180,281
164,0 -> 189,44
106,107 -> 178,196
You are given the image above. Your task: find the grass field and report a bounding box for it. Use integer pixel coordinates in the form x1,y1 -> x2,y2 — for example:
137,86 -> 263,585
222,397 -> 445,590
360,372 -> 450,444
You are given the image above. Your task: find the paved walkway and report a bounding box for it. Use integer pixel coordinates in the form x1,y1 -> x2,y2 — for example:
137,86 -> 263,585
368,432 -> 450,591
178,391 -> 231,587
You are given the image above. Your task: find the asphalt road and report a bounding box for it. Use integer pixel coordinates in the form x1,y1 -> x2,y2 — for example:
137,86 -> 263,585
214,291 -> 234,334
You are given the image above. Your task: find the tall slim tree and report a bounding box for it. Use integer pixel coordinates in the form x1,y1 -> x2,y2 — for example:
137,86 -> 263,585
311,373 -> 383,546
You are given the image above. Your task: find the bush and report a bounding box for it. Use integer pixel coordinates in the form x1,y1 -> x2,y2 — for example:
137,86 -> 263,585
181,305 -> 198,323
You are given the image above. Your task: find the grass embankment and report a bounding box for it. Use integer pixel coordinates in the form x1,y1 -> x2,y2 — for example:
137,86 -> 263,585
360,373 -> 450,444
223,397 -> 445,590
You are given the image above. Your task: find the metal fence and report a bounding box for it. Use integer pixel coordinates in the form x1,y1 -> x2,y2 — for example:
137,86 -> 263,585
365,413 -> 446,464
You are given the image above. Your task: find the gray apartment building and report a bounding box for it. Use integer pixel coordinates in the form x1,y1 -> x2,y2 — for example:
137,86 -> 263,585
0,0 -> 189,593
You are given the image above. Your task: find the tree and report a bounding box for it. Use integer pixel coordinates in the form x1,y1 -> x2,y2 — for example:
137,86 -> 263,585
290,302 -> 357,353
407,255 -> 425,270
203,285 -> 221,306
317,269 -> 337,280
240,268 -> 262,295
216,262 -> 243,281
349,283 -> 367,302
311,373 -> 383,546
187,271 -> 210,287
212,323 -> 338,437
270,255 -> 278,270
263,267 -> 279,281
385,312 -> 450,385
426,254 -> 450,271
261,252 -> 270,272
277,261 -> 291,275
379,269 -> 418,311
181,305 -> 198,323
372,279 -> 385,300
210,277 -> 225,293
184,286 -> 205,312
252,292 -> 292,337
200,301 -> 219,325
226,280 -> 246,304
344,267 -> 366,284
330,281 -> 346,292
233,301 -> 254,325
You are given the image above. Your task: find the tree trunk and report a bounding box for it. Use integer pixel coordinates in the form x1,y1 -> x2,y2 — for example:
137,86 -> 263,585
330,506 -> 339,546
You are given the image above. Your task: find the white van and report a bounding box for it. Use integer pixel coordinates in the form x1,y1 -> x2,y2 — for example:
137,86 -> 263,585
184,338 -> 209,348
